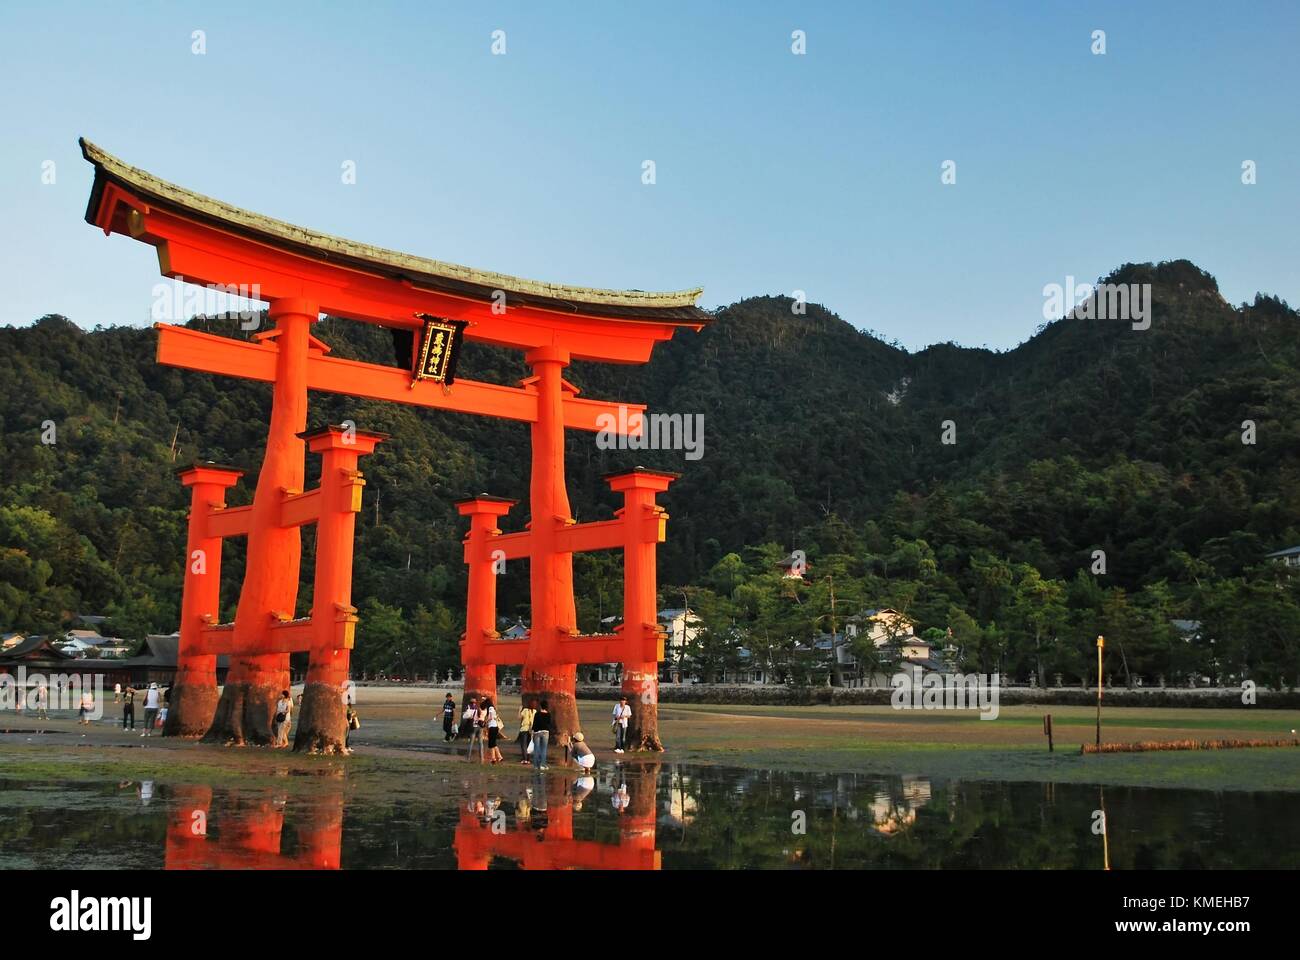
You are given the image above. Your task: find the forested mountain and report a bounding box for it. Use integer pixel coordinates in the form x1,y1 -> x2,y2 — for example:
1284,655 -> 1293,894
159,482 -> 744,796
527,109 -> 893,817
3,259 -> 1299,685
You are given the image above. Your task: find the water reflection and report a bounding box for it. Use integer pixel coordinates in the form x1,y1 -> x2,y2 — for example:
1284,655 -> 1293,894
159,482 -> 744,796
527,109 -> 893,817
165,778 -> 345,870
455,765 -> 660,870
1,764 -> 1297,870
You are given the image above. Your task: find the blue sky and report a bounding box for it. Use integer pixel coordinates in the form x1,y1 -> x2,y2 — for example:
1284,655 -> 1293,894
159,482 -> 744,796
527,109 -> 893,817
1,0 -> 1296,350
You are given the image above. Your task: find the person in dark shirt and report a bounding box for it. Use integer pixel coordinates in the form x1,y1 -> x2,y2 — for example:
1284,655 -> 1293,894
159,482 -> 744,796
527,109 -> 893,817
530,699 -> 553,770
122,686 -> 135,731
441,693 -> 457,742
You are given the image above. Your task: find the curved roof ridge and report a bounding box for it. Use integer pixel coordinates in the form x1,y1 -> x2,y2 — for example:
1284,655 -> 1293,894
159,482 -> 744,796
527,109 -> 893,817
81,138 -> 705,312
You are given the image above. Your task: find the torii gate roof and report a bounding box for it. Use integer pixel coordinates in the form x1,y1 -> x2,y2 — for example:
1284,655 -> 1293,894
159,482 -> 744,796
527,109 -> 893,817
81,139 -> 710,359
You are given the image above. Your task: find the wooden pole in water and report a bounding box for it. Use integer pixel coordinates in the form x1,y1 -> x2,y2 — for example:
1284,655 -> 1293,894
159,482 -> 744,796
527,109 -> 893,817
1043,713 -> 1054,752
1095,635 -> 1105,748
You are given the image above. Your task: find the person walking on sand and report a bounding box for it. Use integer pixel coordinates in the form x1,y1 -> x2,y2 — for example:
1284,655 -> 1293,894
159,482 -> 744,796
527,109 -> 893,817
141,683 -> 161,736
122,685 -> 135,731
516,699 -> 536,763
465,697 -> 486,762
114,682 -> 122,704
78,688 -> 94,725
273,689 -> 293,747
34,683 -> 48,720
484,697 -> 505,764
612,696 -> 632,753
531,699 -> 553,770
442,692 -> 457,742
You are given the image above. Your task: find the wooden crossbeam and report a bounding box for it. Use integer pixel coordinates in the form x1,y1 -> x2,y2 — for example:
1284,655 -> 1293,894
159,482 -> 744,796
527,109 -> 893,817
195,617 -> 352,655
472,630 -> 659,665
205,504 -> 252,539
468,511 -> 667,563
280,488 -> 322,528
156,324 -> 644,434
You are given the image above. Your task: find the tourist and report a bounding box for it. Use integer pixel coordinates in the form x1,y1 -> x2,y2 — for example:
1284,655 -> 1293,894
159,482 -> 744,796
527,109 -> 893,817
114,681 -> 122,704
78,688 -> 94,725
611,696 -> 632,753
460,697 -> 477,736
141,683 -> 161,736
516,699 -> 536,763
531,698 -> 553,770
157,702 -> 168,731
569,731 -> 596,773
273,689 -> 293,747
464,697 -> 485,762
441,692 -> 457,742
33,683 -> 48,720
346,703 -> 360,750
484,696 -> 505,764
122,685 -> 135,731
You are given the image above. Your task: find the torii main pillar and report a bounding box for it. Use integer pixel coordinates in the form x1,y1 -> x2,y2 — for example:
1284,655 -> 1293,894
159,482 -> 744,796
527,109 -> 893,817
521,346 -> 581,737
205,298 -> 314,745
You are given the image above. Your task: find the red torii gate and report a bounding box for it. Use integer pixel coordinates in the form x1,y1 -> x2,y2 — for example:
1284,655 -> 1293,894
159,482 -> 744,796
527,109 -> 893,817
81,139 -> 707,751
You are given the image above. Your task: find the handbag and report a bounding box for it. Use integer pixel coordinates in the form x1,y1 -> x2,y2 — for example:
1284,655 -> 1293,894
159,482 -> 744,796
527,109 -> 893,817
274,712 -> 286,724
348,712 -> 360,730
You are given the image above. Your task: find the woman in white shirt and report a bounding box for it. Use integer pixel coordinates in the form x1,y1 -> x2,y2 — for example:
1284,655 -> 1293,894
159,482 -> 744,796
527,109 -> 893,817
484,697 -> 504,765
273,689 -> 293,747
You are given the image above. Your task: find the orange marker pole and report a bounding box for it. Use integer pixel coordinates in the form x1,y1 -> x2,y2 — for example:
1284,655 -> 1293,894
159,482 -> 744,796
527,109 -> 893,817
1096,635 -> 1105,748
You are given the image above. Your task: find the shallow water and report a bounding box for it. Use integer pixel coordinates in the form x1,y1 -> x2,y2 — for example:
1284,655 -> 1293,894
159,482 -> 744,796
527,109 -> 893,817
1,765 -> 1296,869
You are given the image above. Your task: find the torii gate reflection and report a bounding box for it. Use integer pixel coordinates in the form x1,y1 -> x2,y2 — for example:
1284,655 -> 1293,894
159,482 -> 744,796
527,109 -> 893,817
164,764 -> 661,870
455,765 -> 662,871
165,781 -> 345,870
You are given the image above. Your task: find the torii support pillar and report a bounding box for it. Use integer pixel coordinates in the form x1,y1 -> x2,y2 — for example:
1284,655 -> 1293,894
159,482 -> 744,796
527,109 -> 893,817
295,425 -> 386,754
206,298 -> 315,745
457,496 -> 517,708
166,464 -> 243,738
609,468 -> 677,752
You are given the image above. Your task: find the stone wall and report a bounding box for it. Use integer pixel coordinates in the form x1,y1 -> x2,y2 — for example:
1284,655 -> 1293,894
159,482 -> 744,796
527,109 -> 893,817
574,683 -> 1300,709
